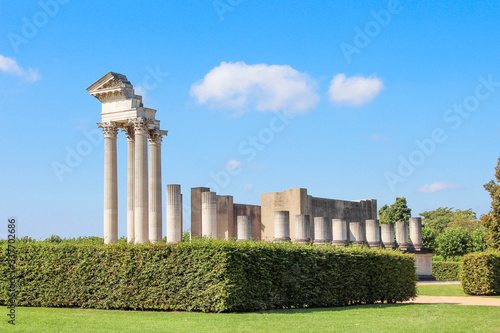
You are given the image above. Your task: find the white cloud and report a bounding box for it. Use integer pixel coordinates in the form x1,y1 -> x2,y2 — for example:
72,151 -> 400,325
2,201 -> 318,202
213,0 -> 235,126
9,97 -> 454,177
328,74 -> 383,106
225,159 -> 242,171
417,182 -> 463,193
0,55 -> 40,82
243,183 -> 254,191
370,133 -> 391,142
190,61 -> 320,115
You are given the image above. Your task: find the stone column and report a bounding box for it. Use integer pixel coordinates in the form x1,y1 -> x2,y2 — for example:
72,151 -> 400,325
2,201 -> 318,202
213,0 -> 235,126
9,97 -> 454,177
274,211 -> 290,242
294,214 -> 311,244
98,122 -> 118,244
365,219 -> 380,248
237,216 -> 252,241
131,118 -> 149,244
166,184 -> 182,243
396,221 -> 410,251
123,126 -> 135,243
332,218 -> 348,246
409,217 -> 423,251
349,221 -> 363,245
314,217 -> 330,245
202,191 -> 217,238
148,130 -> 163,243
381,223 -> 395,249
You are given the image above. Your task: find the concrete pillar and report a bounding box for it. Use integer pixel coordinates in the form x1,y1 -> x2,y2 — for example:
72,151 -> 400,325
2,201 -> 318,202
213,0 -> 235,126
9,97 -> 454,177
365,219 -> 380,248
148,131 -> 163,243
381,223 -> 395,249
314,217 -> 330,245
409,217 -> 423,251
202,192 -> 217,238
191,187 -> 210,238
166,184 -> 182,243
99,122 -> 118,244
332,218 -> 348,246
396,221 -> 410,251
349,221 -> 363,245
274,211 -> 290,242
294,214 -> 311,244
132,117 -> 149,244
124,127 -> 135,243
237,216 -> 252,241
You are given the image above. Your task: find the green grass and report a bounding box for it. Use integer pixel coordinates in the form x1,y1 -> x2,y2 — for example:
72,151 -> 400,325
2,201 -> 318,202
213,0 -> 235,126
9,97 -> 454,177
418,284 -> 467,296
2,305 -> 500,333
418,284 -> 500,297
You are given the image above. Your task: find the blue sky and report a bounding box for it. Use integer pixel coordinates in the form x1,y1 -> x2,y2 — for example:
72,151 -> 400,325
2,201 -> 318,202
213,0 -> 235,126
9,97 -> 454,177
1,0 -> 499,239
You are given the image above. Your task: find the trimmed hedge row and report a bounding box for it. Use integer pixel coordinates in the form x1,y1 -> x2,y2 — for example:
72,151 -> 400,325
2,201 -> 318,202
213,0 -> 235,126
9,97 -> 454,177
1,240 -> 416,312
462,251 -> 500,295
432,261 -> 462,281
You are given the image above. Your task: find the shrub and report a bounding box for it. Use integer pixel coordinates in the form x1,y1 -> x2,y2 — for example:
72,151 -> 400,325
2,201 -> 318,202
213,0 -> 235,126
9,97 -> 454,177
0,240 -> 416,312
432,261 -> 462,281
462,251 -> 500,295
435,228 -> 472,260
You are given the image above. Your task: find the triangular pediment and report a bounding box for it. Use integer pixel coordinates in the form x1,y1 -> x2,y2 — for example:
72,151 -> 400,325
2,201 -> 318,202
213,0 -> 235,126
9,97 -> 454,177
87,72 -> 137,103
86,72 -> 132,93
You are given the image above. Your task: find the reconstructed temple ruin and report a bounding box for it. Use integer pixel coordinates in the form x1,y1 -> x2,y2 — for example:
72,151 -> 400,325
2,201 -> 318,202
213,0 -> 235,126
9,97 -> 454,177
88,72 -> 432,279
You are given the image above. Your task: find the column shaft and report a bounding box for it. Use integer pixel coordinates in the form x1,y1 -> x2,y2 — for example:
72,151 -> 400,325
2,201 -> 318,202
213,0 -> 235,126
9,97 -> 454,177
167,184 -> 183,243
202,191 -> 217,238
349,221 -> 363,245
396,221 -> 410,251
332,218 -> 348,246
409,217 -> 423,251
314,217 -> 330,245
125,128 -> 135,243
101,123 -> 118,244
365,219 -> 380,248
148,131 -> 163,243
274,211 -> 290,242
381,223 -> 395,249
133,118 -> 149,244
294,214 -> 311,244
237,215 -> 252,241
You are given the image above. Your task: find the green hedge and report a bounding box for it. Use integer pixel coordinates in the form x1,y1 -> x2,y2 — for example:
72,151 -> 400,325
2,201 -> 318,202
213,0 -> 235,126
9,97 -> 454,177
462,251 -> 500,295
432,261 -> 462,281
0,240 -> 416,312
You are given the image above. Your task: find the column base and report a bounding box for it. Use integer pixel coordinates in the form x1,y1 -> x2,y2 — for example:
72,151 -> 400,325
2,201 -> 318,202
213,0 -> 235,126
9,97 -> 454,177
274,237 -> 291,243
368,241 -> 381,249
332,240 -> 348,247
294,238 -> 311,245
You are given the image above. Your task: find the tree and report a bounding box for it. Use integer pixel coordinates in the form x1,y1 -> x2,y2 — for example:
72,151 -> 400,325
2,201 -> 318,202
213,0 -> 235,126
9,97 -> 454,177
449,209 -> 481,233
481,157 -> 500,250
470,227 -> 487,253
435,227 -> 472,261
422,226 -> 437,252
420,207 -> 454,234
378,197 -> 411,224
378,204 -> 390,224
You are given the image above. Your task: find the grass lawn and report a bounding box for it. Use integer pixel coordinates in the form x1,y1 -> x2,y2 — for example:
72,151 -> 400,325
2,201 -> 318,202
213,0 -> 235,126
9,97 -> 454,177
418,284 -> 500,298
2,305 -> 500,333
417,284 -> 467,296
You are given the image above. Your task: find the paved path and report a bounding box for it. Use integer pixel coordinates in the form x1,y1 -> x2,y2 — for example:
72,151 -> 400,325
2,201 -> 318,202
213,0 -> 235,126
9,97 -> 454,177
406,295 -> 500,306
416,281 -> 461,286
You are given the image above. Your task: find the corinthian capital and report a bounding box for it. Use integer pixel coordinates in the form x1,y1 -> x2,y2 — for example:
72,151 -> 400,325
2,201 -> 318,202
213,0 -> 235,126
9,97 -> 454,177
121,125 -> 135,141
97,122 -> 118,138
148,129 -> 168,144
129,117 -> 150,134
